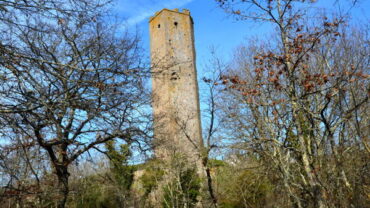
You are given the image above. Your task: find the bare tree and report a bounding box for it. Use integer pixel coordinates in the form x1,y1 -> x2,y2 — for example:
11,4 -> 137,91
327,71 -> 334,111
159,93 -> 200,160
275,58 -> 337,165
199,49 -> 232,208
214,0 -> 369,207
0,1 -> 151,207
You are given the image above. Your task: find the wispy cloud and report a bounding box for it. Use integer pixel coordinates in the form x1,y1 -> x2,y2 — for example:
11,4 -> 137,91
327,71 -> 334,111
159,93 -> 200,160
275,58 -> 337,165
115,0 -> 195,26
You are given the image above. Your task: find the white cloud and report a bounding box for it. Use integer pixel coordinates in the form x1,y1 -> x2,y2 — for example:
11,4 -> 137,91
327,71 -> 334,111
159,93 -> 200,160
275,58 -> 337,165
115,0 -> 195,26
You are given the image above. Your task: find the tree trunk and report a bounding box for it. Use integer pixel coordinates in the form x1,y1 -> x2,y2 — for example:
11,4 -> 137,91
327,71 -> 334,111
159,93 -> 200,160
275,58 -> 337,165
205,167 -> 218,208
299,138 -> 326,208
55,165 -> 70,208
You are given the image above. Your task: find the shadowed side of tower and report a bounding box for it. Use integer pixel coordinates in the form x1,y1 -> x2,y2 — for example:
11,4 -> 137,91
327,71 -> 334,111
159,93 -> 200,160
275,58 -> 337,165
149,9 -> 203,165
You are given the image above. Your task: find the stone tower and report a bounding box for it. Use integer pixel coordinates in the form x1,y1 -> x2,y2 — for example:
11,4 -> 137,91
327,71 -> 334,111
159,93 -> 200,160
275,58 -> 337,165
149,9 -> 203,165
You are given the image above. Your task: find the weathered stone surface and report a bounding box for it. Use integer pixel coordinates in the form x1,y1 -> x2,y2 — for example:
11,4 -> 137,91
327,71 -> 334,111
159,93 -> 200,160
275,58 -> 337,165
149,8 -> 203,164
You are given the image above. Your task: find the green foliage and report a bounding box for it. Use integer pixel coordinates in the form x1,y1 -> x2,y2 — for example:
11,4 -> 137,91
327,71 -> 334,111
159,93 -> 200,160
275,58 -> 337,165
215,162 -> 273,208
138,156 -> 202,207
72,175 -> 118,208
105,141 -> 135,192
140,159 -> 165,196
66,142 -> 136,208
162,167 -> 201,208
208,159 -> 227,168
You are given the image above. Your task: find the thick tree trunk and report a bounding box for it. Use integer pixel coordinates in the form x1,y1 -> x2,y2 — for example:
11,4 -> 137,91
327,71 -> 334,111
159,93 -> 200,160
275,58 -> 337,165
299,138 -> 326,208
55,165 -> 70,208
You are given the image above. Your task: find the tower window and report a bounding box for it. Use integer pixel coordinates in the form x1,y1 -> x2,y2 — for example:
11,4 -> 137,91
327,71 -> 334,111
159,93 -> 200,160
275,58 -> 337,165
157,24 -> 160,28
174,22 -> 178,27
170,71 -> 179,81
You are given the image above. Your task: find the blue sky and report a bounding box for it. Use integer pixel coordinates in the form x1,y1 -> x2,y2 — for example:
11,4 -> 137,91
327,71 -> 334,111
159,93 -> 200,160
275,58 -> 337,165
114,0 -> 369,76
114,0 -> 256,69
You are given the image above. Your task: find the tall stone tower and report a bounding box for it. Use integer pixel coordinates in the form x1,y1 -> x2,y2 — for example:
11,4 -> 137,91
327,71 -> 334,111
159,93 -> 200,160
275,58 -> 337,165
149,9 -> 203,165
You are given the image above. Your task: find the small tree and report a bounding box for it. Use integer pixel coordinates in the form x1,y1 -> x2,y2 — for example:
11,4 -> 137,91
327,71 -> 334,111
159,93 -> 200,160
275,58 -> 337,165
105,140 -> 135,206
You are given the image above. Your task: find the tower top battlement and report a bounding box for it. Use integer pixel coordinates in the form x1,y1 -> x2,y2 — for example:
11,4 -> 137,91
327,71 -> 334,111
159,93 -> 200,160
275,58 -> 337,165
149,8 -> 191,22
